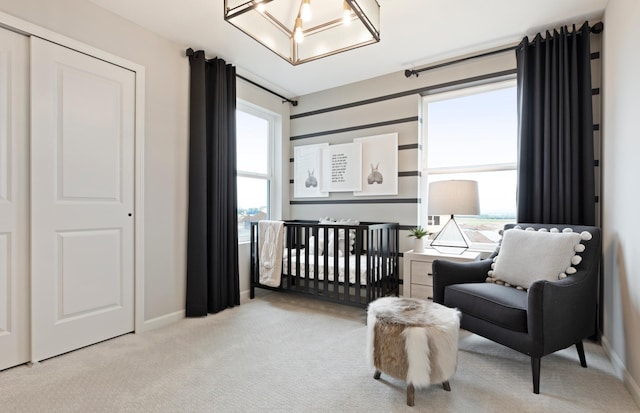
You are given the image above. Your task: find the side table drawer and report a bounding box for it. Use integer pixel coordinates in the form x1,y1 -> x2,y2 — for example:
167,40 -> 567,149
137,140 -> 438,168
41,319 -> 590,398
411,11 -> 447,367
411,284 -> 433,300
411,261 -> 433,286
403,249 -> 481,300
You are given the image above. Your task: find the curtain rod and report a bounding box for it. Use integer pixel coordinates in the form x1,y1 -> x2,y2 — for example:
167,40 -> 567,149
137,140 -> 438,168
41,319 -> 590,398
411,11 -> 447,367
405,22 -> 603,78
236,74 -> 298,106
185,48 -> 298,106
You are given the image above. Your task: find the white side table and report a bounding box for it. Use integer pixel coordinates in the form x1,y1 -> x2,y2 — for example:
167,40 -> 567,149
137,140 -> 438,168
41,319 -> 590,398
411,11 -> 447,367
403,249 -> 481,300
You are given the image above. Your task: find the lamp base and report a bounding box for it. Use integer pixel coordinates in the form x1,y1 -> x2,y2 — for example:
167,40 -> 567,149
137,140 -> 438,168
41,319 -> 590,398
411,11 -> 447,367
430,216 -> 471,254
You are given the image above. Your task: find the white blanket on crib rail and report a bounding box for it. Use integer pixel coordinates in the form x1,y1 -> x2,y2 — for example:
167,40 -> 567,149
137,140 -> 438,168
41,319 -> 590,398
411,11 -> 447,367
258,220 -> 284,287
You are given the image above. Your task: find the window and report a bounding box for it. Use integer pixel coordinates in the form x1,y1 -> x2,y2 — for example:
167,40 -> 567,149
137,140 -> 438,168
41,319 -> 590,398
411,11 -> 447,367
423,80 -> 517,247
236,101 -> 278,243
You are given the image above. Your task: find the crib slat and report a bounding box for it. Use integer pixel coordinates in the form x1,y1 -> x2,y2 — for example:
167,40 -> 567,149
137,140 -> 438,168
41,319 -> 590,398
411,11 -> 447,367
343,226 -> 350,304
250,223 -> 257,299
312,224 -> 319,296
355,227 -> 362,305
333,229 -> 340,301
286,226 -> 292,290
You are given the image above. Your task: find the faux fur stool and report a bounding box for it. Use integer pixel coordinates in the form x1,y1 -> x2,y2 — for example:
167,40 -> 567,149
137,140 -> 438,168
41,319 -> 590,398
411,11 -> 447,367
367,297 -> 461,406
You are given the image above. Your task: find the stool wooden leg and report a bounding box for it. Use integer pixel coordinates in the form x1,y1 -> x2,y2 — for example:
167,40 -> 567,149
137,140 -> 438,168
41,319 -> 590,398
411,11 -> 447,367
374,370 -> 381,380
442,381 -> 451,391
407,383 -> 415,406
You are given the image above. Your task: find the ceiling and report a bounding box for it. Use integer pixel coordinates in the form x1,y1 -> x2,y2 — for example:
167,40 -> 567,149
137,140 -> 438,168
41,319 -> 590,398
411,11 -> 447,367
88,0 -> 608,97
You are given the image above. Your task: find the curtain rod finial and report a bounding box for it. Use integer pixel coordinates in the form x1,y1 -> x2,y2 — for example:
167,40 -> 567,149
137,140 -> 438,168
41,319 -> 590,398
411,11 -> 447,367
405,69 -> 418,78
186,48 -> 195,57
591,22 -> 604,34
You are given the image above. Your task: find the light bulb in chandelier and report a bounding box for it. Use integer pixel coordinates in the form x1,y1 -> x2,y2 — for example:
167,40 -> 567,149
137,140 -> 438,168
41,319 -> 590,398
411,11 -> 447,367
343,1 -> 352,25
256,2 -> 265,13
294,17 -> 304,43
301,0 -> 312,22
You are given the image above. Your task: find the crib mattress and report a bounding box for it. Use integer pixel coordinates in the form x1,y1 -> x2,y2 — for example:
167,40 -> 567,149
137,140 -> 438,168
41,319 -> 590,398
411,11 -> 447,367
282,251 -> 390,285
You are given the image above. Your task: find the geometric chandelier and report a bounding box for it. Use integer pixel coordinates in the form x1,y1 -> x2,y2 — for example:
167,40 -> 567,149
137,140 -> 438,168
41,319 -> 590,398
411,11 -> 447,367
224,0 -> 380,65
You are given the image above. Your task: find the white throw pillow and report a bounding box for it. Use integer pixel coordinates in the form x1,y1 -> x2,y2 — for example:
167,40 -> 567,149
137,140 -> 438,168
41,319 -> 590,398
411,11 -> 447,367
336,218 -> 359,254
318,217 -> 360,255
317,223 -> 344,257
488,228 -> 586,290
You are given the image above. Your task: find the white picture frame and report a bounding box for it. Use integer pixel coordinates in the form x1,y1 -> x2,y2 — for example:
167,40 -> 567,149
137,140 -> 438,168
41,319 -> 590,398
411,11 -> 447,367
354,133 -> 398,196
293,143 -> 329,198
320,142 -> 362,192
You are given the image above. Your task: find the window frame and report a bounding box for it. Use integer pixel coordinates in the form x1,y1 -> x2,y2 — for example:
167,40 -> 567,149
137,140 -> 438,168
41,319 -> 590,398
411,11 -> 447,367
421,78 -> 518,250
236,100 -> 279,243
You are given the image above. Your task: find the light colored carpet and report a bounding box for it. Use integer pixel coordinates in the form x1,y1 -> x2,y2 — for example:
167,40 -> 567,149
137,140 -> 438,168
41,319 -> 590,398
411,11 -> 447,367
1,291 -> 638,413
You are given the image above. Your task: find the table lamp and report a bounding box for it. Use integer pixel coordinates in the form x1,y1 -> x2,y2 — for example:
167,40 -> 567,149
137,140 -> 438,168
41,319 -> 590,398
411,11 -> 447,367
428,180 -> 480,252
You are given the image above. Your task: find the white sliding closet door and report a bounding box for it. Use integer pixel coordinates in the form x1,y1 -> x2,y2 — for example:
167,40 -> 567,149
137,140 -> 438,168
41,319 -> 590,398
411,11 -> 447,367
31,37 -> 135,362
0,27 -> 29,371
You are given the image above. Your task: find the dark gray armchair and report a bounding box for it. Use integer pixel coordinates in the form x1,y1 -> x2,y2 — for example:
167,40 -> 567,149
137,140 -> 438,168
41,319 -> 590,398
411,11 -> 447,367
432,223 -> 601,394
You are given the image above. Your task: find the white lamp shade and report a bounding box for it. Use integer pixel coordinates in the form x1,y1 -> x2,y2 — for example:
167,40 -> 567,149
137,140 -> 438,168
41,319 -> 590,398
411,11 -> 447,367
428,180 -> 480,216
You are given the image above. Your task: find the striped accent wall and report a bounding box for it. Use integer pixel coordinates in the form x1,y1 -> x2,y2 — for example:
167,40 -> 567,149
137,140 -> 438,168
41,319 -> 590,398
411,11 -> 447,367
288,52 -> 516,255
287,26 -> 603,251
289,92 -> 422,231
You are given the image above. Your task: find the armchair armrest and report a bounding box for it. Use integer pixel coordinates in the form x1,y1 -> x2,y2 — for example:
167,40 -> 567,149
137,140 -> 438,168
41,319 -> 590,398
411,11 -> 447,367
527,271 -> 598,356
432,258 -> 493,304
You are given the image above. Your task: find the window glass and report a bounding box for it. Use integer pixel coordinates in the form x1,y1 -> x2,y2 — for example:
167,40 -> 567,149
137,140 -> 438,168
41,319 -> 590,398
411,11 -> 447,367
236,104 -> 275,243
424,81 -> 517,246
237,177 -> 269,242
236,110 -> 269,174
427,87 -> 517,168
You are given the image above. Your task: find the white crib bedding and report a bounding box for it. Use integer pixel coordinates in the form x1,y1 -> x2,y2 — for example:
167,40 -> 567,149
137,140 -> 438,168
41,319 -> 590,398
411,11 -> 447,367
282,250 -> 389,286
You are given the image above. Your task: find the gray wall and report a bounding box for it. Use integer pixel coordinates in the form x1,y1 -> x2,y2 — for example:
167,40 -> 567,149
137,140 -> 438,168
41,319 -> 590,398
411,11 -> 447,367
0,0 -> 290,320
0,0 -> 190,322
602,0 -> 640,404
5,7 -> 634,404
288,29 -> 603,294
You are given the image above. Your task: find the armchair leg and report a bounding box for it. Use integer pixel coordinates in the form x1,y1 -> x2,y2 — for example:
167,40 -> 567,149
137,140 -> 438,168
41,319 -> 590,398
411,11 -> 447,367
531,357 -> 541,394
576,341 -> 588,368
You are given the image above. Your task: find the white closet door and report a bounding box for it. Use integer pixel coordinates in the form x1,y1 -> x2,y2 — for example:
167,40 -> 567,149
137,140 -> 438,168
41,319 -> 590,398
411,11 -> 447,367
30,37 -> 135,362
0,27 -> 29,371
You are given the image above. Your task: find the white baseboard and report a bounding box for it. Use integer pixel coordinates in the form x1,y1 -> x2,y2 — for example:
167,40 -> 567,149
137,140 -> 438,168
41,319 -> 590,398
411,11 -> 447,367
139,310 -> 185,333
628,373 -> 640,409
602,335 -> 640,408
240,289 -> 252,304
601,335 -> 626,380
139,292 -> 253,333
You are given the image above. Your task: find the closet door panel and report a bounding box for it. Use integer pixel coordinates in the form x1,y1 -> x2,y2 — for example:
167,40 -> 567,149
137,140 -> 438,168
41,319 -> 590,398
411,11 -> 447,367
31,37 -> 135,362
0,27 -> 29,371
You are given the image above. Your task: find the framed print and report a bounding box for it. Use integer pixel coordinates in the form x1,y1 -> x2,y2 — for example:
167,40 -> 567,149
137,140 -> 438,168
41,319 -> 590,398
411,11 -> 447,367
354,133 -> 398,196
293,143 -> 329,198
320,142 -> 362,192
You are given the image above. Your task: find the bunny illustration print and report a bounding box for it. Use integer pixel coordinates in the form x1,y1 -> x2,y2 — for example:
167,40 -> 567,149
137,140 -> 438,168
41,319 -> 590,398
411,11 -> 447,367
367,163 -> 383,185
305,169 -> 318,188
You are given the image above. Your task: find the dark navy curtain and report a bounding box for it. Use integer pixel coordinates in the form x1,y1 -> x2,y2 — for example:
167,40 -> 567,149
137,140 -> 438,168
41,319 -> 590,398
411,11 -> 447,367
516,22 -> 595,225
186,49 -> 240,316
